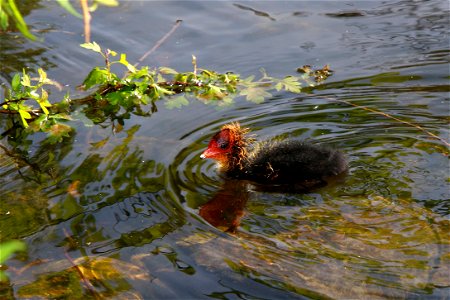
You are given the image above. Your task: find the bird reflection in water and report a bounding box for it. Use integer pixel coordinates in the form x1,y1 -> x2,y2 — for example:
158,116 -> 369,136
198,178 -> 335,232
199,180 -> 249,233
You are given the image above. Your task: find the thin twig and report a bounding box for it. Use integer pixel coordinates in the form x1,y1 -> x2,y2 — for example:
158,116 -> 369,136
319,96 -> 450,148
136,20 -> 182,66
0,98 -> 28,107
80,0 -> 91,43
62,228 -> 98,298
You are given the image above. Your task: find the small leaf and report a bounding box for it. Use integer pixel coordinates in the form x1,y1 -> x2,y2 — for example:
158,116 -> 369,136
140,94 -> 150,105
277,76 -> 301,93
152,84 -> 175,97
118,53 -> 136,73
156,74 -> 166,83
240,87 -> 271,103
37,68 -> 47,84
159,67 -> 178,75
128,67 -> 151,80
56,0 -> 83,18
105,91 -> 123,105
0,8 -> 9,30
38,88 -> 52,115
19,109 -> 32,127
82,67 -> 110,89
89,2 -> 99,11
119,53 -> 127,64
94,0 -> 119,7
21,70 -> 31,87
0,240 -> 26,264
5,0 -> 38,40
208,85 -> 225,99
11,73 -> 21,91
80,41 -> 102,53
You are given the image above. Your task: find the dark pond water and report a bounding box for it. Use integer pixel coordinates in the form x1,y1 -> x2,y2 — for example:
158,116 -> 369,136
1,1 -> 449,299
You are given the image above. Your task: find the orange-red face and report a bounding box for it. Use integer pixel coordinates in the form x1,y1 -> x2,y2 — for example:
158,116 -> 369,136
200,128 -> 234,162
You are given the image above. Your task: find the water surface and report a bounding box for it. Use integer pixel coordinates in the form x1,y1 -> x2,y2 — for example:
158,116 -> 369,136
0,1 -> 449,299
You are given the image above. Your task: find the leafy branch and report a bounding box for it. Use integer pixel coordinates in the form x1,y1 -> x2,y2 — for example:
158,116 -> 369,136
0,42 -> 328,143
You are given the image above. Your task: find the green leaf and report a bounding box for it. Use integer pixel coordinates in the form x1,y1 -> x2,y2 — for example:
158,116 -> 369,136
55,0 -> 82,18
0,8 -> 9,30
119,53 -> 136,73
18,109 -> 32,127
165,95 -> 189,109
38,88 -> 51,115
156,74 -> 166,83
240,87 -> 271,103
208,85 -> 225,99
80,41 -> 102,53
104,91 -> 123,105
151,84 -> 175,98
128,67 -> 151,80
82,67 -> 110,89
276,76 -> 301,93
119,53 -> 127,64
37,68 -> 49,84
6,0 -> 38,40
89,2 -> 99,11
11,73 -> 21,91
94,0 -> 119,7
0,240 -> 26,264
21,70 -> 31,87
140,94 -> 150,105
159,67 -> 178,75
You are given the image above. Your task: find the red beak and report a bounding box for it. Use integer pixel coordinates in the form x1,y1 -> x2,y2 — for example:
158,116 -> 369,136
200,148 -> 215,159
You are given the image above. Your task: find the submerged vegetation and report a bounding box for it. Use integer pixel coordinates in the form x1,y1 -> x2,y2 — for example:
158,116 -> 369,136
0,42 -> 331,143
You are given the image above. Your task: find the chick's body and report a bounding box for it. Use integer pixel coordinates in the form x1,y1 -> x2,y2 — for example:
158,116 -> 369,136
201,123 -> 348,190
233,140 -> 347,184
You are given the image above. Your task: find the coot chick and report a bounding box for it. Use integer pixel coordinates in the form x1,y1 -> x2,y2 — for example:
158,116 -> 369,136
200,122 -> 347,189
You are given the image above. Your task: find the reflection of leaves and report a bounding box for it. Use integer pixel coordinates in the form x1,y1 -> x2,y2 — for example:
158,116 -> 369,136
240,87 -> 272,103
47,123 -> 73,144
165,95 -> 189,109
17,257 -> 150,298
